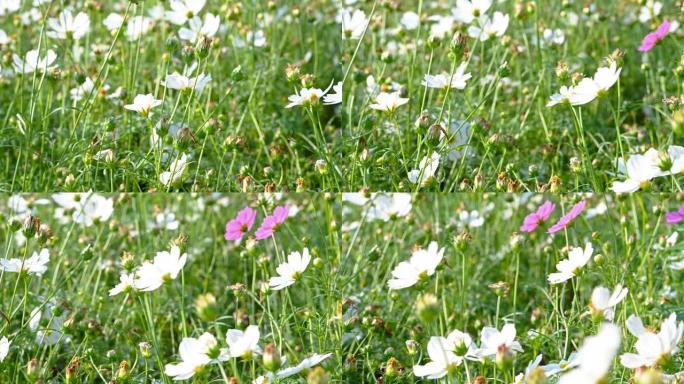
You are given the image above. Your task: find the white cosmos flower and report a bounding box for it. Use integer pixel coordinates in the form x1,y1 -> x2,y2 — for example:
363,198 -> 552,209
610,148 -> 664,193
558,323 -> 621,384
369,91 -> 409,113
429,15 -> 454,39
162,72 -> 212,93
476,324 -> 523,361
589,285 -> 628,321
126,16 -> 152,41
70,77 -> 96,102
366,193 -> 412,221
543,28 -> 565,45
422,64 -> 472,90
47,10 -> 90,40
103,13 -> 124,32
179,13 -> 220,43
548,242 -> 593,284
388,241 -> 444,289
0,248 -> 49,276
226,325 -> 261,359
593,61 -> 621,95
275,353 -> 332,378
547,86 -> 574,107
13,49 -> 57,74
0,336 -> 8,362
400,12 -> 420,30
165,333 -> 228,381
160,153 -> 190,187
408,152 -> 440,187
514,354 -> 544,384
29,302 -> 69,346
133,245 -> 187,291
269,248 -> 311,290
0,0 -> 20,16
341,9 -> 368,40
109,272 -> 136,296
452,0 -> 492,24
568,77 -> 600,106
73,194 -> 114,226
322,82 -> 342,105
620,313 -> 684,369
124,94 -> 162,116
413,330 -> 478,379
468,12 -> 509,41
166,0 -> 206,25
285,82 -> 334,108
638,0 -> 662,23
542,352 -> 580,376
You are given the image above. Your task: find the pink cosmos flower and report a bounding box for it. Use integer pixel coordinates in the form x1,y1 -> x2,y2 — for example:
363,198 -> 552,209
520,200 -> 556,233
638,20 -> 671,52
254,205 -> 290,240
225,206 -> 257,241
665,205 -> 684,224
547,200 -> 587,234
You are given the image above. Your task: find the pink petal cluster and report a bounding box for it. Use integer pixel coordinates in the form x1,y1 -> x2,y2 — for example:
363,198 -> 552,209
255,205 -> 290,240
520,200 -> 556,233
665,205 -> 684,224
638,20 -> 671,52
547,200 -> 587,234
225,207 -> 257,241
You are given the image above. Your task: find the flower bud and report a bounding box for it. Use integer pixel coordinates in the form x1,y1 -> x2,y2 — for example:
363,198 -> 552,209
416,293 -> 439,323
195,293 -> 218,322
262,344 -> 282,371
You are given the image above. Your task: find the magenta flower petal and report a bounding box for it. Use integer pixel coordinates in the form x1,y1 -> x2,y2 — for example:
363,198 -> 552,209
520,200 -> 556,233
254,205 -> 290,241
639,20 -> 671,52
225,206 -> 257,241
548,200 -> 587,234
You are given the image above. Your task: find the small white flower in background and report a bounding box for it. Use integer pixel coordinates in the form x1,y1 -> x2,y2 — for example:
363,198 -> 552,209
73,194 -> 114,226
226,325 -> 261,359
160,153 -> 190,187
453,0 -> 492,24
468,12 -> 509,41
124,94 -> 162,116
542,352 -> 579,376
70,77 -> 97,102
149,211 -> 180,231
413,330 -> 478,379
103,13 -> 124,32
126,16 -> 152,41
29,302 -> 69,346
514,354 -> 545,384
593,61 -> 621,96
548,242 -> 593,284
369,91 -> 409,113
92,149 -> 115,163
366,193 -> 412,221
322,82 -> 342,105
558,323 -> 621,384
165,333 -> 229,380
134,245 -> 187,291
620,313 -> 684,369
638,0 -> 662,23
543,28 -> 565,45
422,64 -> 472,90
109,272 -> 136,296
162,72 -> 212,93
476,323 -> 523,361
549,61 -> 622,108
166,0 -> 206,25
611,148 -> 663,193
546,86 -> 573,107
341,9 -> 368,39
0,29 -> 10,45
0,0 -> 20,17
269,248 -> 311,290
589,285 -> 628,321
400,11 -> 420,30
13,49 -> 57,74
388,241 -> 444,289
285,82 -> 334,108
179,13 -> 220,43
0,336 -> 9,362
458,210 -> 485,228
274,353 -> 332,379
0,248 -> 49,276
47,9 -> 90,40
408,152 -> 440,187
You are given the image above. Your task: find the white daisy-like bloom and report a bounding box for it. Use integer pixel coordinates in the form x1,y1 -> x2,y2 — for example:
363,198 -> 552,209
149,211 -> 180,231
547,242 -> 593,284
285,83 -> 334,108
133,245 -> 187,292
109,272 -> 136,296
589,285 -> 628,321
543,28 -> 565,45
178,13 -> 220,43
547,86 -> 574,107
0,248 -> 49,276
70,77 -> 96,102
124,94 -> 162,116
126,16 -> 152,41
593,61 -> 621,96
160,154 -> 190,188
0,29 -> 10,45
13,49 -> 57,74
269,248 -> 311,290
468,12 -> 509,41
166,0 -> 206,25
103,13 -> 124,32
443,120 -> 473,162
458,210 -> 484,228
542,352 -> 579,376
476,324 -> 523,361
226,325 -> 262,359
366,193 -> 413,221
558,323 -> 621,384
388,241 -> 445,289
452,0 -> 492,24
369,91 -> 409,113
620,313 -> 684,369
341,9 -> 368,40
0,336 -> 9,362
567,77 -> 600,106
610,148 -> 664,193
408,152 -> 440,187
422,64 -> 472,90
400,11 -> 420,30
46,9 -> 90,40
638,0 -> 662,23
165,333 -> 229,381
514,354 -> 544,384
162,72 -> 212,93
29,302 -> 69,346
322,82 -> 342,105
413,330 -> 478,379
429,15 -> 454,39
274,353 -> 332,378
73,194 -> 114,226
0,0 -> 20,17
